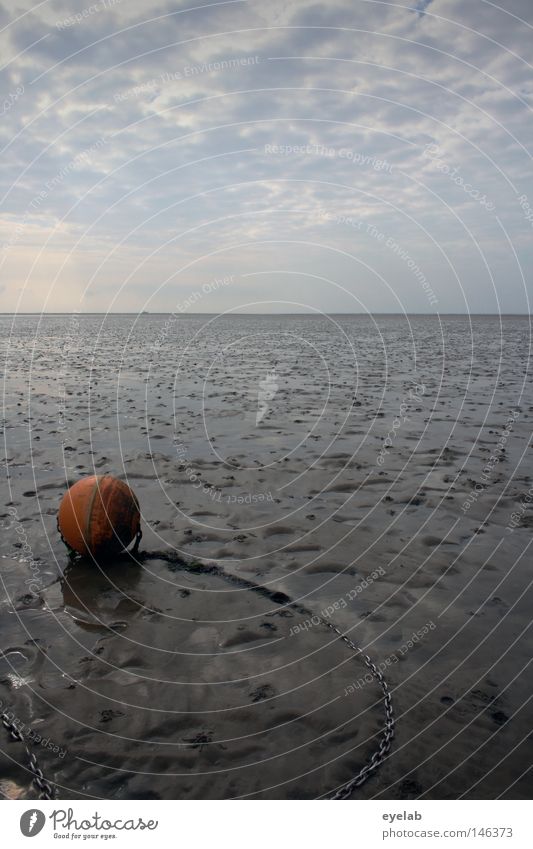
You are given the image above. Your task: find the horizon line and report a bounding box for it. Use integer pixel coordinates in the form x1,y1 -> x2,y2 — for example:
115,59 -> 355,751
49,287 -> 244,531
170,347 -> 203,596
1,312 -> 532,318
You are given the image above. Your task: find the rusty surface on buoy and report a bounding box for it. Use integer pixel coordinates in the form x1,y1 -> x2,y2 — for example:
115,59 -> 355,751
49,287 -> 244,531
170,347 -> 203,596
58,474 -> 141,559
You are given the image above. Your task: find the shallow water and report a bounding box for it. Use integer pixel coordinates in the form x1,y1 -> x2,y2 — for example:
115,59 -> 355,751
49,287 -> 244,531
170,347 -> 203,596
1,313 -> 531,798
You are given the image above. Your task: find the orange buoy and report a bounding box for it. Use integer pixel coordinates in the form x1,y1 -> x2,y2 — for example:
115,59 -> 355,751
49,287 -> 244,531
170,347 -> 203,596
58,474 -> 141,559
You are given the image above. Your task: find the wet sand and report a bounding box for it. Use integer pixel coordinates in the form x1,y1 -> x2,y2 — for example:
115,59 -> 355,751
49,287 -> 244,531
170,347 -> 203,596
1,313 -> 532,799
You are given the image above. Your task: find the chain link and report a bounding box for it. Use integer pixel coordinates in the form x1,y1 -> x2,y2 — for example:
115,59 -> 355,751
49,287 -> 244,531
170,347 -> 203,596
320,619 -> 395,800
1,712 -> 56,799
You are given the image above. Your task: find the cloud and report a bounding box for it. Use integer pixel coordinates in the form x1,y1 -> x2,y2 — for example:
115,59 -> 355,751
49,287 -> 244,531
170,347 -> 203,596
0,0 -> 531,313
415,0 -> 435,15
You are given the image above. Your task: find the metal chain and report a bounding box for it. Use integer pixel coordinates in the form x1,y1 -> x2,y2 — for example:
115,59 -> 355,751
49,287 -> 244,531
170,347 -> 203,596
320,619 -> 395,800
1,712 -> 56,799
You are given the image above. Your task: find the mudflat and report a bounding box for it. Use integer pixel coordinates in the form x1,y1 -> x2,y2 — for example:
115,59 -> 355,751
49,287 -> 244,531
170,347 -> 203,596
1,313 -> 531,799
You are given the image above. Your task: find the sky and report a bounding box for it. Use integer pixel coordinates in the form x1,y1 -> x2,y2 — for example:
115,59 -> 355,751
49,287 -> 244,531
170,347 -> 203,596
0,0 -> 532,314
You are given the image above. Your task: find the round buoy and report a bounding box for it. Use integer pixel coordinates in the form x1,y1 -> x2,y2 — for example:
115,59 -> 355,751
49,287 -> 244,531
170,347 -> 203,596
58,474 -> 141,559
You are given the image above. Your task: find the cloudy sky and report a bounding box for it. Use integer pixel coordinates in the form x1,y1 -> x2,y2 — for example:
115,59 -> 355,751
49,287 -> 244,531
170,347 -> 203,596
1,0 -> 532,314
